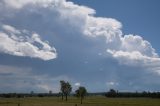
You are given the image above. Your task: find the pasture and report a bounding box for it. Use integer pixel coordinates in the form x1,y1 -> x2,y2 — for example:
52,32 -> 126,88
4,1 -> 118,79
0,96 -> 160,106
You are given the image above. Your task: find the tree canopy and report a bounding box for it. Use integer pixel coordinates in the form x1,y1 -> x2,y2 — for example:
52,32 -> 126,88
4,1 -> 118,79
60,80 -> 72,101
75,86 -> 87,104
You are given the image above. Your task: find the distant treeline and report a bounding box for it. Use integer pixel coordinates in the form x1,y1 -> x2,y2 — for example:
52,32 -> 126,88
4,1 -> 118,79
0,89 -> 160,98
105,89 -> 160,98
0,93 -> 60,98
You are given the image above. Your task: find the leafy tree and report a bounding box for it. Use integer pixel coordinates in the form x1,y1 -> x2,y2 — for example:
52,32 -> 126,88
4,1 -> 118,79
75,86 -> 87,104
60,80 -> 72,101
64,82 -> 72,101
106,89 -> 117,97
60,80 -> 65,100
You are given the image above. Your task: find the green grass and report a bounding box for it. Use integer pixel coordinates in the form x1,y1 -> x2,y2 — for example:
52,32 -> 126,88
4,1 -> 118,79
0,96 -> 160,106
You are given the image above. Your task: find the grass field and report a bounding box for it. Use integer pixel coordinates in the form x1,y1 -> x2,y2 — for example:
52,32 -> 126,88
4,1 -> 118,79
0,96 -> 160,106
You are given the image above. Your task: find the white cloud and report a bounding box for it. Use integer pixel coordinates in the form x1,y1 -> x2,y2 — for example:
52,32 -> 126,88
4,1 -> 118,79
2,24 -> 21,34
3,0 -> 54,9
121,35 -> 158,58
84,17 -> 122,38
75,82 -> 81,87
83,13 -> 159,65
107,49 -> 160,74
0,24 -> 57,60
106,81 -> 119,87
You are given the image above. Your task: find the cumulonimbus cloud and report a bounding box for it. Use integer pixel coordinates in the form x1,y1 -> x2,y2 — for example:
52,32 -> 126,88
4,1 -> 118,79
0,0 -> 160,73
0,0 -> 160,92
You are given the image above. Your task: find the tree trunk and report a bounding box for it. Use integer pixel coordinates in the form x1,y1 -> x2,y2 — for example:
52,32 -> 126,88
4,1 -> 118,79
61,94 -> 63,100
65,94 -> 67,101
81,97 -> 82,104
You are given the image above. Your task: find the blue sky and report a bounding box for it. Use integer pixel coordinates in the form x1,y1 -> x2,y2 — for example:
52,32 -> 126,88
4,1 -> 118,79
0,0 -> 160,93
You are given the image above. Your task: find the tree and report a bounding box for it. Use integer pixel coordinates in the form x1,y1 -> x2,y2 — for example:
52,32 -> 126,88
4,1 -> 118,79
60,80 -> 65,100
60,80 -> 72,101
75,86 -> 87,104
105,89 -> 117,97
30,91 -> 34,97
64,82 -> 72,101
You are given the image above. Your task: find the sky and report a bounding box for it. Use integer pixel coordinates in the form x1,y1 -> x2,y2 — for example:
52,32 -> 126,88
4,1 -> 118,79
0,0 -> 160,93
